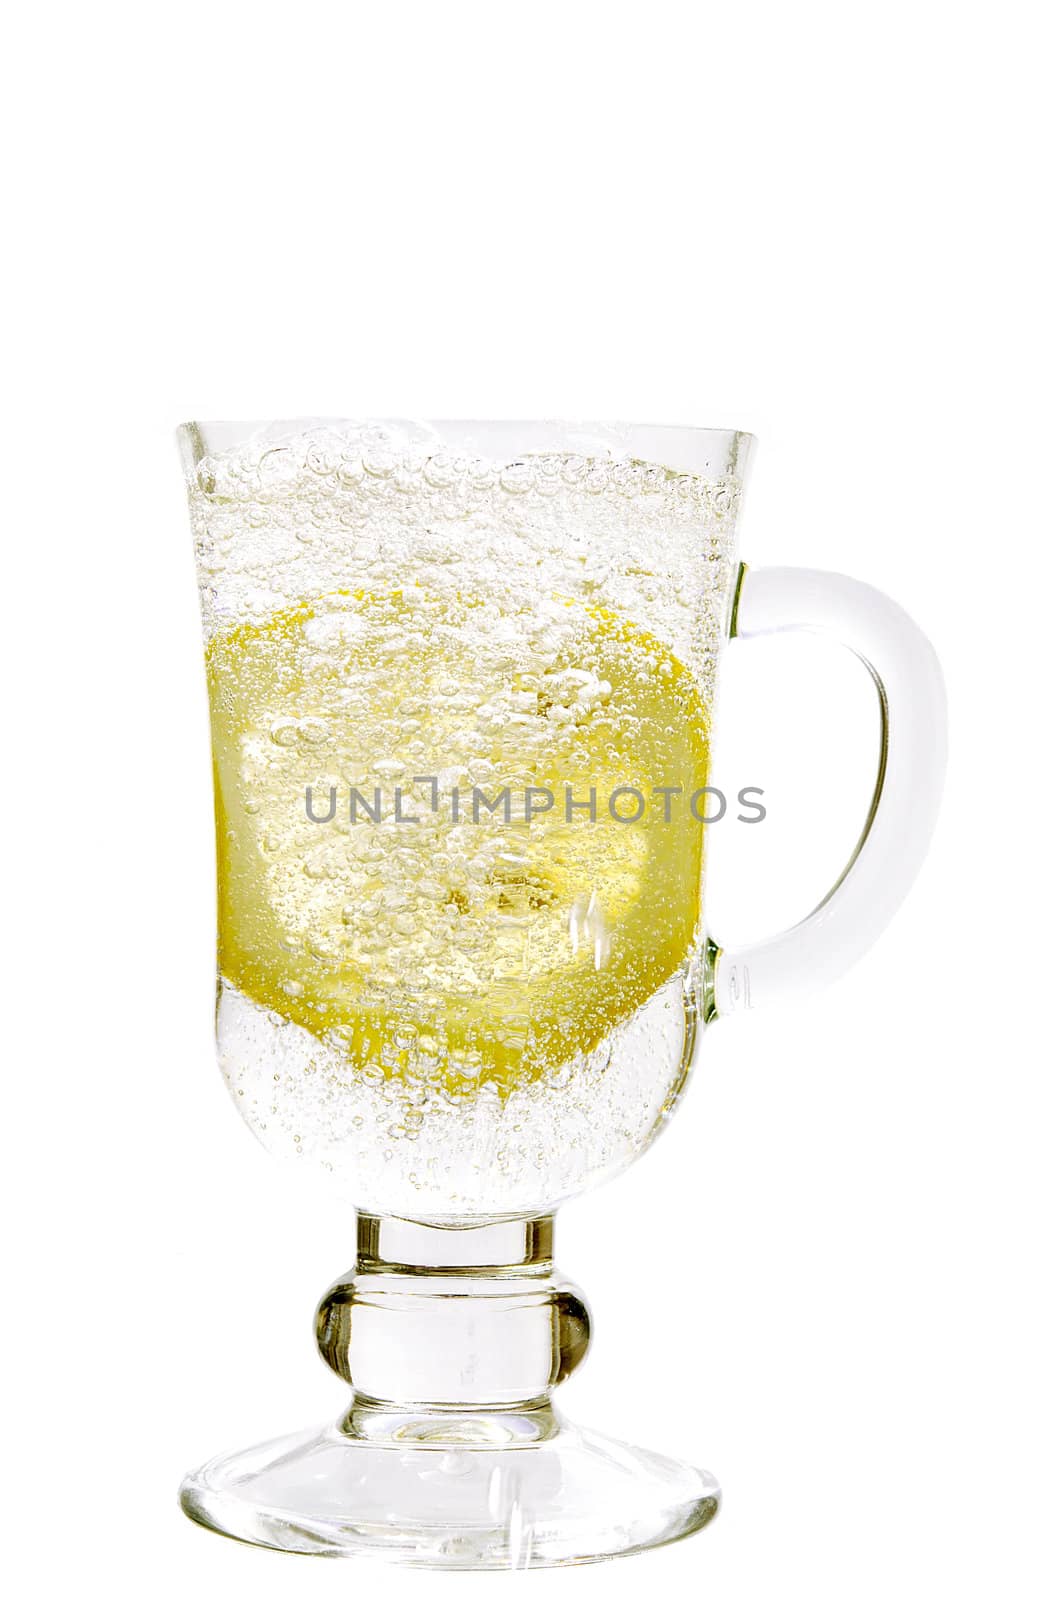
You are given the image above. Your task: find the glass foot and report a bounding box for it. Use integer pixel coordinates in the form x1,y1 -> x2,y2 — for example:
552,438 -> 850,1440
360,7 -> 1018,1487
180,1409 -> 719,1569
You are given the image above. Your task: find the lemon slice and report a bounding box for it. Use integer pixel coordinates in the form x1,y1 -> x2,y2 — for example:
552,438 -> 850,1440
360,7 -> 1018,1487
207,587 -> 709,1092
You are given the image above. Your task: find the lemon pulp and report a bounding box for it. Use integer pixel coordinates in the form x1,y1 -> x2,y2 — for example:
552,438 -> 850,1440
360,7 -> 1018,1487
208,588 -> 709,1093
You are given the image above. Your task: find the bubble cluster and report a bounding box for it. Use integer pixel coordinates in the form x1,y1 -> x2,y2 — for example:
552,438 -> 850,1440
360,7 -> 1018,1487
188,422 -> 738,687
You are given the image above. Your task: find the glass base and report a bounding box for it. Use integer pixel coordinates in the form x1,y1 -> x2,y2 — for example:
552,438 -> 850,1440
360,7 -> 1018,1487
180,1409 -> 720,1569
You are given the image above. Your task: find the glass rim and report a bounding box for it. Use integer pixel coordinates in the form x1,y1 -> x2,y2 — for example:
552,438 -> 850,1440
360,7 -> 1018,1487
180,417 -> 753,433
179,419 -> 756,478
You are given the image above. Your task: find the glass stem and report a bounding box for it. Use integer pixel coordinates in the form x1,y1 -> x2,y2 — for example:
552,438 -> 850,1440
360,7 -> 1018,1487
316,1213 -> 591,1439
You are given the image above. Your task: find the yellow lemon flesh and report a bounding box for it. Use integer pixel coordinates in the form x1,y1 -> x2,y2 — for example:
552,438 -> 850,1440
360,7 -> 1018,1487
207,588 -> 709,1093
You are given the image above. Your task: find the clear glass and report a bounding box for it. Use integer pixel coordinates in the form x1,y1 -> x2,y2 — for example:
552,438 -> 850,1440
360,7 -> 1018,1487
179,418 -> 946,1567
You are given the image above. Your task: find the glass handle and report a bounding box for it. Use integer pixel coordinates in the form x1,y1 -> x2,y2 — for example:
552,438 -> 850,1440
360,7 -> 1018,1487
709,565 -> 947,1016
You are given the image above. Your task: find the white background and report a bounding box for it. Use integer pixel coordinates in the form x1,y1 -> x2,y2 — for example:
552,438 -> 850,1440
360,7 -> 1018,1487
4,2 -> 1060,1596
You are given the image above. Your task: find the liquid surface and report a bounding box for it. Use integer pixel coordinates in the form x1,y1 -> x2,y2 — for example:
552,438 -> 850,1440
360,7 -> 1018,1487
209,586 -> 710,1095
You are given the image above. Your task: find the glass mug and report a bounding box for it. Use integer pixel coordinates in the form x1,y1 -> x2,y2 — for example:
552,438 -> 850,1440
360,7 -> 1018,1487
179,419 -> 946,1567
